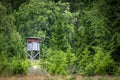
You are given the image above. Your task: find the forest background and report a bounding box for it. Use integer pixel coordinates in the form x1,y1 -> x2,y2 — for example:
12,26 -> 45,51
0,0 -> 120,76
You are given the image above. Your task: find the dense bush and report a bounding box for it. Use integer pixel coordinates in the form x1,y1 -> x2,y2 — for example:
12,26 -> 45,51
78,48 -> 93,75
41,49 -> 76,75
0,57 -> 9,75
9,57 -> 31,75
84,63 -> 95,75
115,63 -> 120,75
0,57 -> 31,75
93,47 -> 115,75
77,47 -> 116,75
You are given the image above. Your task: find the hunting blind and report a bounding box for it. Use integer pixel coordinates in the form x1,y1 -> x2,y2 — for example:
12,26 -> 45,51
26,37 -> 41,60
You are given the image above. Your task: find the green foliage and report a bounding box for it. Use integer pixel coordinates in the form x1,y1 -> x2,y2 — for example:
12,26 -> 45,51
0,55 -> 8,74
15,0 -> 75,51
9,57 -> 31,75
0,2 -> 24,58
0,3 -> 29,74
93,47 -> 115,75
77,47 -> 115,75
0,57 -> 31,75
72,0 -> 112,54
84,63 -> 95,76
0,0 -> 120,76
77,48 -> 95,75
0,0 -> 29,13
78,48 -> 92,74
41,49 -> 76,75
115,64 -> 120,75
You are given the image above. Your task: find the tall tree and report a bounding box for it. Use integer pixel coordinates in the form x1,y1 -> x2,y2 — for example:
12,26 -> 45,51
15,0 -> 75,51
0,0 -> 29,13
0,2 -> 23,58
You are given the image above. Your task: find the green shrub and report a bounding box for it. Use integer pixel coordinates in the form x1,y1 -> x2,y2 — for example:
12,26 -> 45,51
41,49 -> 76,75
0,60 -> 9,75
93,48 -> 115,75
0,52 -> 10,75
115,65 -> 120,75
9,58 -> 31,75
78,47 -> 116,75
84,63 -> 95,75
0,56 -> 31,75
78,48 -> 93,75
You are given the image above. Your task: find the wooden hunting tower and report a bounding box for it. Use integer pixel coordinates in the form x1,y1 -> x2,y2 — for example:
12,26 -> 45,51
26,37 -> 40,60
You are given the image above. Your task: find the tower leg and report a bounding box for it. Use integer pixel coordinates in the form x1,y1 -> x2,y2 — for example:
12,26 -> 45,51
27,51 -> 40,61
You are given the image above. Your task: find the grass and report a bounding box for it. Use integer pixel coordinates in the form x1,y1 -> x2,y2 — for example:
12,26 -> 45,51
0,60 -> 120,80
0,74 -> 120,80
